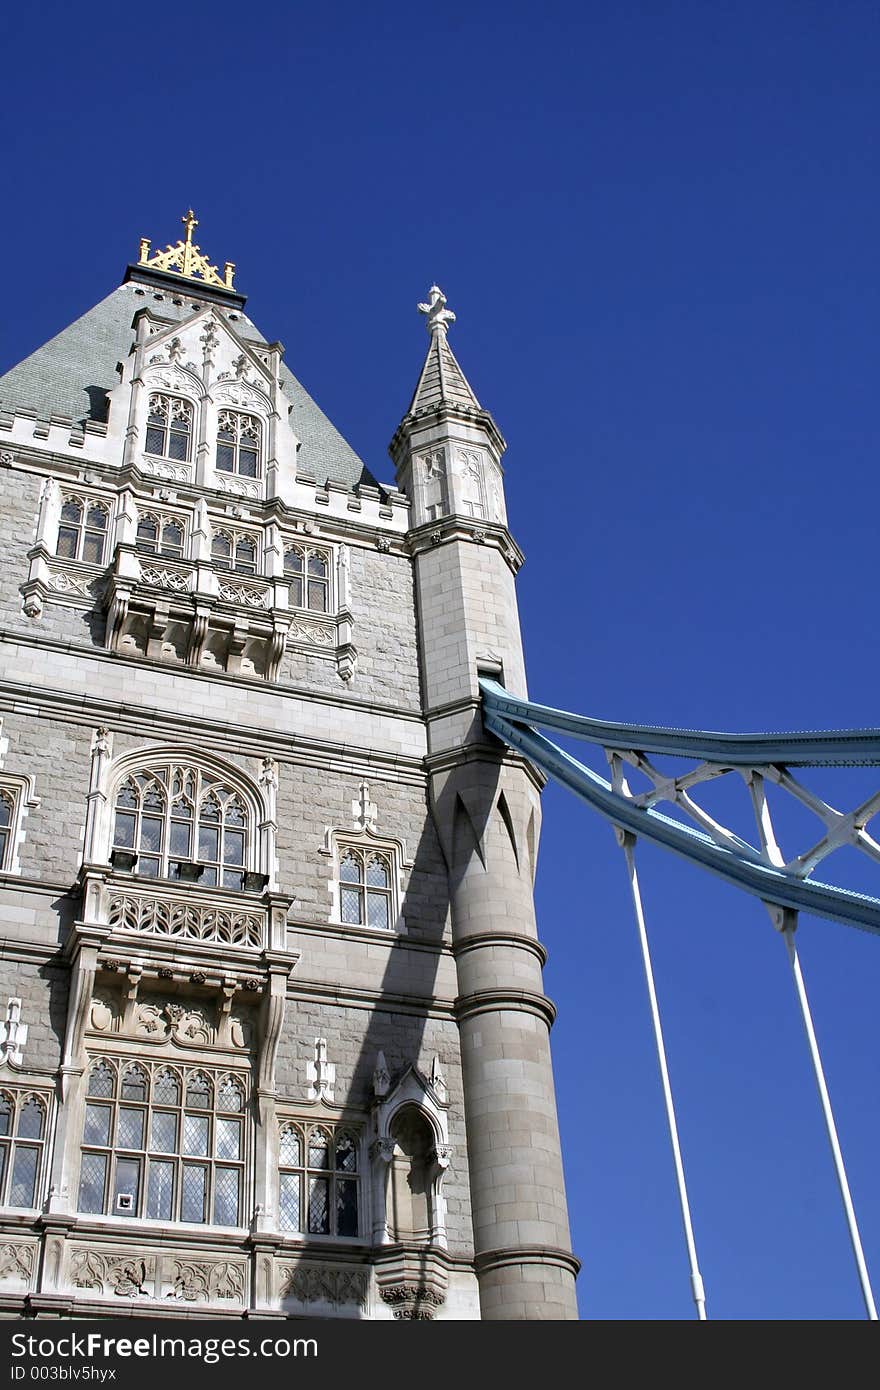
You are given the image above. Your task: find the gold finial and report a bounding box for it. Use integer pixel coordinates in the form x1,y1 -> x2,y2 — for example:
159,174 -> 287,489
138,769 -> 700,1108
136,210 -> 236,290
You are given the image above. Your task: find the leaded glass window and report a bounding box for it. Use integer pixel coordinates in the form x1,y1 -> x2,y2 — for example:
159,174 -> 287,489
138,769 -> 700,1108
145,394 -> 193,461
283,546 -> 330,613
337,846 -> 394,930
56,496 -> 110,565
110,764 -> 253,889
216,411 -> 262,478
0,1090 -> 48,1209
212,529 -> 259,575
136,512 -> 186,559
78,1059 -> 247,1226
277,1122 -> 359,1237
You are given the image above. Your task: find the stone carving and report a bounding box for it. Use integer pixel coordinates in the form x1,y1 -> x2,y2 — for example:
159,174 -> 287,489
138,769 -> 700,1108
107,891 -> 264,947
229,1011 -> 252,1049
379,1283 -> 444,1320
0,998 -> 28,1065
214,474 -> 261,500
142,458 -> 190,484
88,993 -> 117,1033
70,1249 -> 155,1298
48,571 -> 88,596
213,382 -> 268,411
149,367 -> 194,395
352,781 -> 378,834
372,1050 -> 391,1098
0,1243 -> 35,1284
132,1001 -> 215,1046
139,565 -> 192,592
306,1037 -> 336,1101
217,581 -> 270,609
287,619 -> 335,647
279,1265 -> 368,1309
168,1259 -> 245,1304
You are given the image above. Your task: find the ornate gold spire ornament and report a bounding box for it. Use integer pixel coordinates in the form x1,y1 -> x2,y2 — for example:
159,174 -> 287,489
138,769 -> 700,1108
137,210 -> 236,289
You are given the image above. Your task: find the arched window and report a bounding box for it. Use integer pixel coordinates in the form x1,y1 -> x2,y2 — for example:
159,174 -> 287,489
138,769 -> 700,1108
283,546 -> 330,612
136,512 -> 186,559
212,529 -> 259,575
277,1122 -> 359,1237
145,394 -> 193,461
111,764 -> 252,888
387,1106 -> 435,1243
78,1059 -> 247,1226
56,496 -> 110,565
0,1090 -> 48,1209
0,791 -> 14,871
338,847 -> 393,929
216,411 -> 262,478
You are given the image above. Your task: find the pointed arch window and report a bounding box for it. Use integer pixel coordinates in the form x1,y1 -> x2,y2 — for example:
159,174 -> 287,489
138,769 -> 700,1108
283,545 -> 330,613
216,411 -> 262,479
338,847 -> 394,930
277,1122 -> 360,1237
0,1090 -> 49,1209
111,765 -> 252,888
0,791 -> 15,871
145,394 -> 193,461
56,496 -> 110,565
78,1059 -> 247,1225
211,528 -> 259,575
136,512 -> 186,559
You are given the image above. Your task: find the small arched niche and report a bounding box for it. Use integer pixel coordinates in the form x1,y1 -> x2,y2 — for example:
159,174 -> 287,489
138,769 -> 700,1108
387,1105 -> 436,1244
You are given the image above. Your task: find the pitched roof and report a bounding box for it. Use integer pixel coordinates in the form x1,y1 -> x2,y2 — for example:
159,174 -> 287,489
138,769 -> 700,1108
405,328 -> 482,415
0,278 -> 376,490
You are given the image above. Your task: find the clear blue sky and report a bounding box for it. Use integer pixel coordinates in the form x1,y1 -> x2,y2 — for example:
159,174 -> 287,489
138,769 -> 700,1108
2,0 -> 878,1320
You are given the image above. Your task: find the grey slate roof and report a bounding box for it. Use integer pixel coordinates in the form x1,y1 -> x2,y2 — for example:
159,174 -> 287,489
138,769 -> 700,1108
0,279 -> 377,490
405,329 -> 482,416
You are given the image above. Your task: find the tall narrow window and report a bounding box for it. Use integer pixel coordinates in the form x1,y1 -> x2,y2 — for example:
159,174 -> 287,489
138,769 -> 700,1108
0,1091 -> 48,1209
78,1060 -> 246,1226
136,513 -> 186,559
145,395 -> 193,461
56,497 -> 110,565
283,546 -> 330,612
277,1122 -> 359,1237
111,765 -> 252,889
216,412 -> 262,478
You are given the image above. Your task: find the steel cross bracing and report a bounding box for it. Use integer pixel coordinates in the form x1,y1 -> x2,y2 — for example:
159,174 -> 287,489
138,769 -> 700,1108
480,678 -> 880,1319
480,678 -> 880,936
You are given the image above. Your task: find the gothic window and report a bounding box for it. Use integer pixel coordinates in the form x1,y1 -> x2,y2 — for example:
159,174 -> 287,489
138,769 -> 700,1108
56,497 -> 110,565
78,1059 -> 247,1226
337,846 -> 394,930
277,1122 -> 359,1237
0,791 -> 15,871
0,1090 -> 48,1209
387,1106 -> 436,1243
283,546 -> 330,613
211,529 -> 259,575
145,394 -> 193,461
216,411 -> 262,479
111,765 -> 251,888
136,512 -> 186,559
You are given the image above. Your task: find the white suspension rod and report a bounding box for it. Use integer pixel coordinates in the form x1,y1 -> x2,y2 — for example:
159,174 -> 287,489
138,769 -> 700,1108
618,830 -> 708,1320
777,913 -> 878,1320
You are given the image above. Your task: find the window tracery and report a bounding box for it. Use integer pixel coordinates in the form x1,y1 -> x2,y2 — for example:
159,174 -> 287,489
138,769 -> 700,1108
135,512 -> 186,559
283,545 -> 330,613
0,1090 -> 49,1209
337,846 -> 394,930
56,496 -> 110,565
145,394 -> 193,462
277,1122 -> 359,1237
111,765 -> 251,888
211,528 -> 259,575
216,411 -> 261,479
77,1058 -> 247,1226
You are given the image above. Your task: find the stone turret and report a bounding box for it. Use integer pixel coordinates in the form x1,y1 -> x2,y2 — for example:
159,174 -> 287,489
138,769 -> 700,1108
390,289 -> 580,1319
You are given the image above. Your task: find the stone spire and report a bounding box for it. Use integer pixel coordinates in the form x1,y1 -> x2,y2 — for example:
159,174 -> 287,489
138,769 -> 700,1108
405,285 -> 483,416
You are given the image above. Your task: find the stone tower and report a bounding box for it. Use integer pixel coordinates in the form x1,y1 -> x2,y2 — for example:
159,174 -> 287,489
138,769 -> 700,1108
0,217 -> 578,1319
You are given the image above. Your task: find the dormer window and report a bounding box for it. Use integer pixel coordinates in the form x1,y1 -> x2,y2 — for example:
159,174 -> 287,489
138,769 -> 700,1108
284,545 -> 330,613
145,394 -> 193,461
136,513 -> 186,559
211,529 -> 259,575
216,411 -> 261,479
56,497 -> 110,565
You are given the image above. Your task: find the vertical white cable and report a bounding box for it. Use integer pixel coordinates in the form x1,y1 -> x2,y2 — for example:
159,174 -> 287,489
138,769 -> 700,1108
619,830 -> 708,1320
778,915 -> 878,1320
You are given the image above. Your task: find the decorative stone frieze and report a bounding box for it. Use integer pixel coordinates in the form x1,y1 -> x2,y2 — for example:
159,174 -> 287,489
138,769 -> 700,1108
278,1262 -> 368,1313
107,890 -> 265,948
